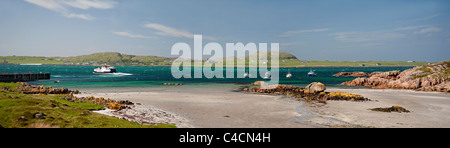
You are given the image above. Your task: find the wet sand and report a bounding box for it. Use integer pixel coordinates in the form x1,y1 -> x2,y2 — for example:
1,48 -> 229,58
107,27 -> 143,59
76,85 -> 450,128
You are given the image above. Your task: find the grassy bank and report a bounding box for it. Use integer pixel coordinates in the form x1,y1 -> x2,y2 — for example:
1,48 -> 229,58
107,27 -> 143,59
0,83 -> 176,128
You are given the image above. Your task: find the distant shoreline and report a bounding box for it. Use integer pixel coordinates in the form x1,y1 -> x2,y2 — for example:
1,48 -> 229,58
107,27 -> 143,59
0,52 -> 433,68
0,63 -> 417,68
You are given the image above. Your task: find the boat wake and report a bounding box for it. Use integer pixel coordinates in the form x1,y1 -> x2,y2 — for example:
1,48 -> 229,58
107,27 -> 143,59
94,72 -> 133,76
112,72 -> 133,76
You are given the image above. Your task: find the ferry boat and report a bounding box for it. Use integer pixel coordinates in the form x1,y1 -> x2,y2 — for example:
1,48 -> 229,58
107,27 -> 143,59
94,66 -> 117,74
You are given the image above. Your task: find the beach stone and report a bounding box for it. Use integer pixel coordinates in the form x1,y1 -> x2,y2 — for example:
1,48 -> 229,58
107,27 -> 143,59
34,113 -> 45,119
305,82 -> 326,93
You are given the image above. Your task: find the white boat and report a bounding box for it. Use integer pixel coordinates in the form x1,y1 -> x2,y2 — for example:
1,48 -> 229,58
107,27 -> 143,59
263,72 -> 271,79
94,66 -> 116,74
286,73 -> 292,78
286,70 -> 293,78
244,72 -> 251,78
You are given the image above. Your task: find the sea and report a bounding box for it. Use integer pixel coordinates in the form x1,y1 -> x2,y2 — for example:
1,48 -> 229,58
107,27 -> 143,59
0,65 -> 411,89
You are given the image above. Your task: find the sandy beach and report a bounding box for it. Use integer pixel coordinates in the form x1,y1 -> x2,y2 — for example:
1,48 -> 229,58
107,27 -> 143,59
318,88 -> 450,128
75,84 -> 450,128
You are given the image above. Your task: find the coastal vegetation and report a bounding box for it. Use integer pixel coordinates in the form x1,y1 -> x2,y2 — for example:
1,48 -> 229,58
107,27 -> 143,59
0,52 -> 431,67
0,82 -> 175,128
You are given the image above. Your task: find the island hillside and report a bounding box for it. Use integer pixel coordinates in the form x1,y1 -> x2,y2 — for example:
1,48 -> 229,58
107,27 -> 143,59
1,52 -> 431,67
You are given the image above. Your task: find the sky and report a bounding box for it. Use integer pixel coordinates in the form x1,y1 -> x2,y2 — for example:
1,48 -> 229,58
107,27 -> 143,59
0,0 -> 449,62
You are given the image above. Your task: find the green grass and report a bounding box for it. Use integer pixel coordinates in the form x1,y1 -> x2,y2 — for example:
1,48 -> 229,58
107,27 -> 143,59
0,89 -> 176,128
0,83 -> 20,89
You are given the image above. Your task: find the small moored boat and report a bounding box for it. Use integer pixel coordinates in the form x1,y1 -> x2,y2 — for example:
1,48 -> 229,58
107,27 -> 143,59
307,69 -> 316,77
263,72 -> 271,79
286,73 -> 292,78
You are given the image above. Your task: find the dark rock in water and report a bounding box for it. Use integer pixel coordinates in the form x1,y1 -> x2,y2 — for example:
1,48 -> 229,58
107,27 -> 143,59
333,72 -> 371,77
163,83 -> 183,86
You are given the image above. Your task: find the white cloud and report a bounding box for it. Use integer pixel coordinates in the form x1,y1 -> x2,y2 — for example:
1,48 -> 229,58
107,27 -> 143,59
412,14 -> 440,23
25,0 -> 117,20
25,0 -> 67,12
330,31 -> 405,42
145,23 -> 216,40
277,28 -> 330,37
62,0 -> 117,10
64,13 -> 95,20
113,32 -> 152,39
394,25 -> 431,31
339,43 -> 382,49
413,27 -> 442,35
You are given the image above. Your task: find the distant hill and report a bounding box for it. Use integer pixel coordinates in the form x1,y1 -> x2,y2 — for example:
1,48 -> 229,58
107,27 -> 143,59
0,52 -> 176,66
0,52 -> 434,67
63,52 -> 176,66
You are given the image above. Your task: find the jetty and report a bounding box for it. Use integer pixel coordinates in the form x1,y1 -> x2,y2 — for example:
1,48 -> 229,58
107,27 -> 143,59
0,73 -> 50,82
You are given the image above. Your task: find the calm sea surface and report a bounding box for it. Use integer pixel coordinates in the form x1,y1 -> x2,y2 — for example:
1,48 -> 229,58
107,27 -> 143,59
0,65 -> 411,89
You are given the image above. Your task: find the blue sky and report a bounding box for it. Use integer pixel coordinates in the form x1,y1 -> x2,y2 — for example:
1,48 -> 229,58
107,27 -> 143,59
0,0 -> 449,61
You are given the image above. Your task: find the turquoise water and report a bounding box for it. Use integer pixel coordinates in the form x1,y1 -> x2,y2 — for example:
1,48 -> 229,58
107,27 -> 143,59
0,65 -> 411,88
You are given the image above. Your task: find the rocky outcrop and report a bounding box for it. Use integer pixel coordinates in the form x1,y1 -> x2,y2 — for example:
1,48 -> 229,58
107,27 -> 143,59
62,94 -> 133,110
0,82 -> 80,95
242,82 -> 369,102
333,72 -> 372,77
163,83 -> 183,86
341,61 -> 450,92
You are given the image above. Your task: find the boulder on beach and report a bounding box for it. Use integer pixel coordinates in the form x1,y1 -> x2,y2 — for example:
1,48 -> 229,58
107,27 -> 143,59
305,82 -> 326,93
